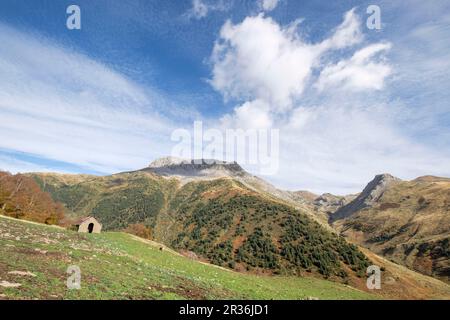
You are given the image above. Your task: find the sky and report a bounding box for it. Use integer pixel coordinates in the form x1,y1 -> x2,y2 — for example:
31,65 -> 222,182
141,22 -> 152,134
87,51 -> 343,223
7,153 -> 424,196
0,0 -> 449,194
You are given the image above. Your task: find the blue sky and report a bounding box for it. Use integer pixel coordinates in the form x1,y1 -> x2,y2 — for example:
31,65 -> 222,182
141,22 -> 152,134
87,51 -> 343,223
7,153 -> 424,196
0,0 -> 449,194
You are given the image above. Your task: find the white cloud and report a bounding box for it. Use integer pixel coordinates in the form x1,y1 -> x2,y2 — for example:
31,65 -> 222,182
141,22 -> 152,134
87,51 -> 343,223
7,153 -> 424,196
209,8 -> 381,136
271,97 -> 450,194
188,0 -> 209,19
0,23 -> 180,174
211,15 -> 316,112
220,99 -> 272,129
319,8 -> 363,50
260,0 -> 279,12
271,100 -> 450,194
209,8 -> 450,193
186,0 -> 231,19
210,10 -> 365,115
316,43 -> 392,91
0,155 -> 73,174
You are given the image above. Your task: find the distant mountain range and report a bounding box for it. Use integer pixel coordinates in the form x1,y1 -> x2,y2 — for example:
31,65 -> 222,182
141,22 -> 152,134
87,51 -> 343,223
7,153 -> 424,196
1,157 -> 449,285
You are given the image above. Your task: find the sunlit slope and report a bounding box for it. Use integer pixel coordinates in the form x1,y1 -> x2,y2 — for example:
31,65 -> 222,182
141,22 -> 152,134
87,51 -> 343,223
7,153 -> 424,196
28,172 -> 371,280
0,215 -> 374,300
332,176 -> 450,282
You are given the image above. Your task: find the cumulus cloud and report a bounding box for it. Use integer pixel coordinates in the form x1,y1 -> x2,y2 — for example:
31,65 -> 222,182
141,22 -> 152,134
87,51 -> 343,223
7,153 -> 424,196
211,15 -> 312,112
209,8 -> 450,193
210,9 -> 371,128
316,43 -> 392,91
220,99 -> 272,129
260,0 -> 279,12
210,10 -> 366,113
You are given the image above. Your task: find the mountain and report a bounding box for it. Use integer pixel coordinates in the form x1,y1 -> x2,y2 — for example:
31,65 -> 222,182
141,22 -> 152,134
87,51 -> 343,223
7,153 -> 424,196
16,160 -> 450,284
331,174 -> 450,283
145,157 -> 311,208
330,174 -> 401,222
26,158 -> 371,280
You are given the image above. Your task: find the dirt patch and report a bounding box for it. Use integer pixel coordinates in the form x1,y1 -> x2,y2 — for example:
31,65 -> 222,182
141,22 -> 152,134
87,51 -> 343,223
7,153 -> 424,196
379,203 -> 401,211
13,247 -> 42,256
179,250 -> 199,260
8,271 -> 36,277
232,236 -> 246,252
13,247 -> 67,260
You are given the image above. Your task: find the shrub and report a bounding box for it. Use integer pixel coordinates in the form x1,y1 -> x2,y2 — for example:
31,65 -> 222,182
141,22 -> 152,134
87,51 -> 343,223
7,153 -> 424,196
124,223 -> 152,239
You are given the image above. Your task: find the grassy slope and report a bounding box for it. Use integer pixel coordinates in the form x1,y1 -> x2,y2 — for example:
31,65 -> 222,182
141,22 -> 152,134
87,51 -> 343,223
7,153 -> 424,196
0,215 -> 375,300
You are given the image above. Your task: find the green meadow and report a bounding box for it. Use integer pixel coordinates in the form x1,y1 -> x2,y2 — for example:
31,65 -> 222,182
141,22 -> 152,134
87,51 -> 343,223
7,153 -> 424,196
0,215 -> 376,300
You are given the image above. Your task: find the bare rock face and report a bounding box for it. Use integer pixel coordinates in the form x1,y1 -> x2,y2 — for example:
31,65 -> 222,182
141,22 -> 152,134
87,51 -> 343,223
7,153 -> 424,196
146,157 -> 293,202
146,157 -> 245,179
148,156 -> 190,168
330,174 -> 401,222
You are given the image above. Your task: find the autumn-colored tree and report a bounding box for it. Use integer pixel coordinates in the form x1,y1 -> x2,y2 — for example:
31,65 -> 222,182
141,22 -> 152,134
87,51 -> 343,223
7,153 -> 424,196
124,223 -> 153,239
0,171 -> 64,225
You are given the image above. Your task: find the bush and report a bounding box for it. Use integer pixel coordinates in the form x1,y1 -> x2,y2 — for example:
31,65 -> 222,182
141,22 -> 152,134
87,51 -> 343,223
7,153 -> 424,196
124,223 -> 152,239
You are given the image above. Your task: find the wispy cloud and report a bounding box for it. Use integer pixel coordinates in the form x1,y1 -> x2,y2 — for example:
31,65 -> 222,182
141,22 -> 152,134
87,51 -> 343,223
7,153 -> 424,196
1,2 -> 449,195
315,42 -> 392,91
0,22 -> 182,174
186,0 -> 232,20
259,0 -> 280,12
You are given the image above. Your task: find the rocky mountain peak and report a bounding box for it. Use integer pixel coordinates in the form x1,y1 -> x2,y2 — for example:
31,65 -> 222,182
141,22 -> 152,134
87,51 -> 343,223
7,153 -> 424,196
362,174 -> 401,202
145,157 -> 245,179
329,173 -> 401,222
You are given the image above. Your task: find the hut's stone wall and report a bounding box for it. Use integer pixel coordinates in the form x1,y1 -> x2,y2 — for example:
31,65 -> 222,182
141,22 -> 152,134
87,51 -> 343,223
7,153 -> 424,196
77,217 -> 102,233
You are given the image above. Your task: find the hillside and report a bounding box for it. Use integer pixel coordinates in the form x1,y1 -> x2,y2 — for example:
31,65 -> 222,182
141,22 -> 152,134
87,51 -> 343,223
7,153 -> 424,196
0,215 -> 374,300
19,161 -> 450,287
2,215 -> 450,300
28,167 -> 371,280
331,175 -> 450,283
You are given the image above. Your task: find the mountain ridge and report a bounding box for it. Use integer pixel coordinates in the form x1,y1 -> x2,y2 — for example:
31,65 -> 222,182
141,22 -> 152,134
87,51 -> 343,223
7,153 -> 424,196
21,162 -> 373,280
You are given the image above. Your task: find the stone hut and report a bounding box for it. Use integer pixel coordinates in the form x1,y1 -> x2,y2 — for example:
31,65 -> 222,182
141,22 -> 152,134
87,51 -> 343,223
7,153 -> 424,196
73,216 -> 102,234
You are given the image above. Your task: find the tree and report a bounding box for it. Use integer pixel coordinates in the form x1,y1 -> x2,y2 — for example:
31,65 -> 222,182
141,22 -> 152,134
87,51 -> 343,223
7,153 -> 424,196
0,172 -> 64,224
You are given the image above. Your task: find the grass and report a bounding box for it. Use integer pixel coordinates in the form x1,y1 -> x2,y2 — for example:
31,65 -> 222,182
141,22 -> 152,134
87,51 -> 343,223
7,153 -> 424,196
0,215 -> 377,300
